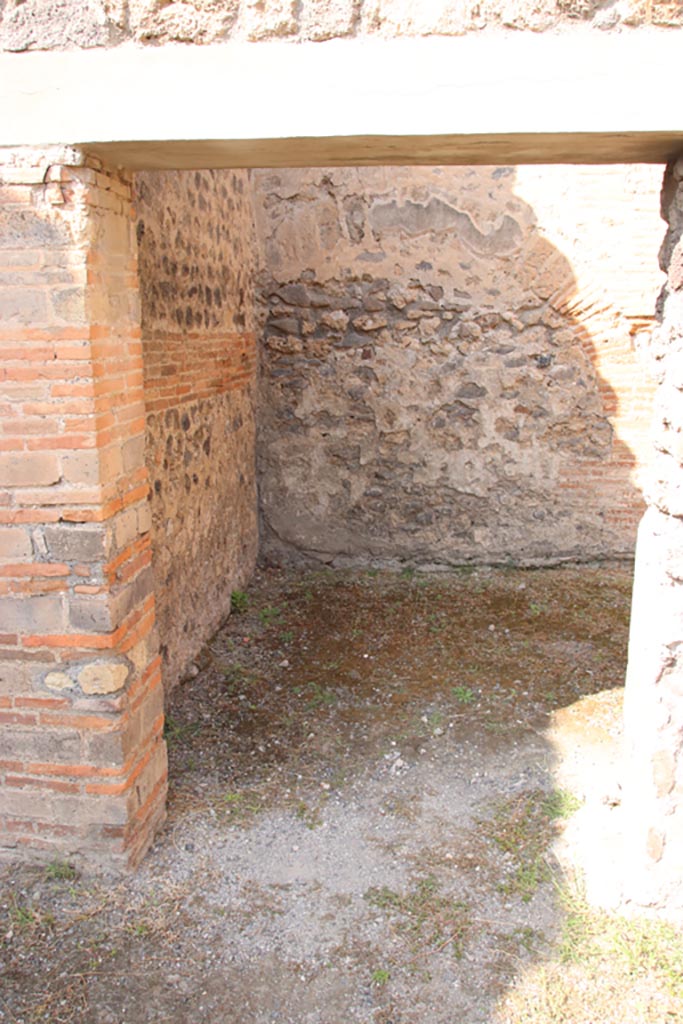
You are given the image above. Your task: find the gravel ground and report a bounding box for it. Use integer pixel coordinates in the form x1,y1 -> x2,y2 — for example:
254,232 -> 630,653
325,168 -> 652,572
0,563 -> 634,1024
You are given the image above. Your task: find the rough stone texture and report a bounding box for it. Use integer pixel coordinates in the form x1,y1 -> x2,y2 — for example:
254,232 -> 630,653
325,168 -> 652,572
0,0 -> 125,50
130,0 -> 239,43
1,0 -> 681,48
622,156 -> 683,912
77,661 -> 130,695
253,165 -> 661,568
135,169 -> 258,691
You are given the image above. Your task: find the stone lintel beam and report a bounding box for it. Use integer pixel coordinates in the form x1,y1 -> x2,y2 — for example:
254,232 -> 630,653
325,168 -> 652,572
1,33 -> 683,169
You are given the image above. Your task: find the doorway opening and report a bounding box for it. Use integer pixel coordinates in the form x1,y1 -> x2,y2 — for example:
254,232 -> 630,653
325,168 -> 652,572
135,162 -> 661,691
116,161 -> 672,1020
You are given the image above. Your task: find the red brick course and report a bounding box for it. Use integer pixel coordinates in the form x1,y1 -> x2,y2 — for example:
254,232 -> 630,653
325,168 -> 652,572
0,148 -> 167,869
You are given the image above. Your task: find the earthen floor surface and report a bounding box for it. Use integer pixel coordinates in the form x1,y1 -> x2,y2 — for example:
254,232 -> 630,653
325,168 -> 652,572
4,563 -> 678,1023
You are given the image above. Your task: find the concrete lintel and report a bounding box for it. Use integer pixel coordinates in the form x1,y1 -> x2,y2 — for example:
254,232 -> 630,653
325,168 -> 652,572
1,33 -> 682,168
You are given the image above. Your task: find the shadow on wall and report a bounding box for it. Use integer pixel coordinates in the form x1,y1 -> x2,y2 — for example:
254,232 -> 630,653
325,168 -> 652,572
254,164 -> 657,568
134,169 -> 260,691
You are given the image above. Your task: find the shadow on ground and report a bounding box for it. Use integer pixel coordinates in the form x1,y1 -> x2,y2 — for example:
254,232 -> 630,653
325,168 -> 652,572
2,564 -> 682,1024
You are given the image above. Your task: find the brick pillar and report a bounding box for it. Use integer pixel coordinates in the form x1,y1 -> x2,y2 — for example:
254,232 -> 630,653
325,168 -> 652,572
0,147 -> 167,868
622,156 -> 683,910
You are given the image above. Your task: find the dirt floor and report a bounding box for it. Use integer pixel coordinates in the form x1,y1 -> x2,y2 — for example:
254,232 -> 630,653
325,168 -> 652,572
2,563 -> 682,1024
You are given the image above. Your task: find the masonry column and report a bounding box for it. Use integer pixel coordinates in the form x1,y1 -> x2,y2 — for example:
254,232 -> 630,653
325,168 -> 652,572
622,155 -> 683,911
0,147 -> 167,868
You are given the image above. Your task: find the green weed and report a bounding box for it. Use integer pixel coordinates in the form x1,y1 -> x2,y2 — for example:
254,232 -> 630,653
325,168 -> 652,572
45,861 -> 77,882
294,800 -> 322,829
9,897 -> 36,929
422,709 -> 445,731
129,922 -> 151,937
221,664 -> 245,686
481,789 -> 573,902
220,790 -> 264,821
500,884 -> 683,1023
558,885 -> 683,998
543,789 -> 582,820
365,875 -> 470,958
231,589 -> 249,614
295,681 -> 336,710
512,925 -> 544,954
163,715 -> 200,746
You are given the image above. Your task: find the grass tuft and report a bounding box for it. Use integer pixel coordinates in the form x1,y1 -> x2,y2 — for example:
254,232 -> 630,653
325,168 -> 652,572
45,861 -> 77,882
231,589 -> 249,614
481,788 -> 581,903
365,874 -> 470,959
496,885 -> 683,1023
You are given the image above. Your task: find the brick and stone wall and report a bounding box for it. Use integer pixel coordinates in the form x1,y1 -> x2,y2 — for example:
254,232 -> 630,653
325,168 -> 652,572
1,0 -> 681,49
0,147 -> 166,867
253,165 -> 661,567
0,149 -> 668,874
135,170 -> 258,690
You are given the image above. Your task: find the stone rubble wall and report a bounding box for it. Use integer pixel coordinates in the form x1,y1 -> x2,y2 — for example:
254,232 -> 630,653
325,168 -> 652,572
253,165 -> 662,568
1,0 -> 681,49
0,147 -> 166,868
622,156 -> 683,911
135,169 -> 258,690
